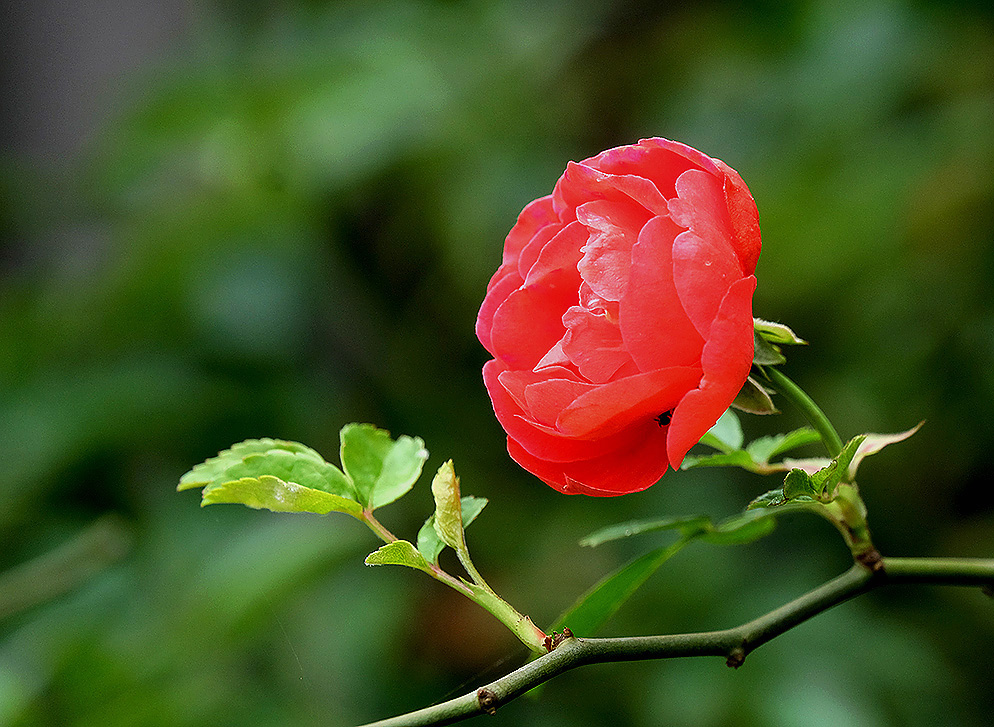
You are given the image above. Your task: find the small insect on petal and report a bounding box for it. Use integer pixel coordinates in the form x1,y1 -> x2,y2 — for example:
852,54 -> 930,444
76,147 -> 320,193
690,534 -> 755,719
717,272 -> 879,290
655,410 -> 673,426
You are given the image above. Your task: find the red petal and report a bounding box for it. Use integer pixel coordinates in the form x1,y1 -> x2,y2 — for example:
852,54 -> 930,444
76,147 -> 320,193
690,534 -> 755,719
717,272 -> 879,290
557,366 -> 702,438
666,276 -> 757,465
477,268 -> 523,355
535,339 -> 572,370
619,215 -> 705,371
502,195 -> 558,268
561,306 -> 635,383
489,223 -> 585,370
668,169 -> 744,338
516,222 -> 563,283
523,221 -> 586,287
575,199 -> 652,302
485,361 -> 632,462
714,158 -> 761,274
552,162 -> 669,220
507,419 -> 671,496
524,377 -> 597,428
582,138 -> 718,198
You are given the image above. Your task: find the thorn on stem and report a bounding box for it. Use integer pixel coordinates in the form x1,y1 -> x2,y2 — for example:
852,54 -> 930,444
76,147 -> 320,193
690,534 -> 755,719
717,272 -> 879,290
982,584 -> 994,599
726,647 -> 746,669
477,688 -> 499,716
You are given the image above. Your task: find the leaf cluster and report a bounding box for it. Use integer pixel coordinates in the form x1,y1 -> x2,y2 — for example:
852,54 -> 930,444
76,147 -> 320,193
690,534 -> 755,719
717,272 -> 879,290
178,425 -> 429,519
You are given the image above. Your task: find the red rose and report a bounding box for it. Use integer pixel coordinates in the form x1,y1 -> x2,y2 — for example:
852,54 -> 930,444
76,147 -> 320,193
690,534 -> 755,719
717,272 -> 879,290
476,138 -> 760,496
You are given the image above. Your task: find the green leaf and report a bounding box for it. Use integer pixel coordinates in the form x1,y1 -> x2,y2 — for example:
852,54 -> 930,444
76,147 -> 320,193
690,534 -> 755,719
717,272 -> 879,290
580,515 -> 711,548
747,488 -> 788,509
430,460 -> 464,551
179,439 -> 356,500
684,427 -> 820,474
417,495 -> 487,563
754,318 -> 807,346
562,509 -> 780,635
701,510 -> 778,545
552,538 -> 693,636
202,475 -> 363,518
680,450 -> 757,471
732,376 -> 779,414
364,540 -> 432,573
746,428 -> 821,464
698,408 -> 743,452
339,423 -> 429,510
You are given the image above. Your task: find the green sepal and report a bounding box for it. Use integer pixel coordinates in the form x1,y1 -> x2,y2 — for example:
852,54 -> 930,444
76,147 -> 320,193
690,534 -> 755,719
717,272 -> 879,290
754,319 -> 807,346
364,540 -> 432,573
752,319 -> 806,367
339,424 -> 429,510
179,438 -> 356,501
202,475 -> 363,518
753,329 -> 787,365
731,376 -> 779,415
418,495 -> 488,564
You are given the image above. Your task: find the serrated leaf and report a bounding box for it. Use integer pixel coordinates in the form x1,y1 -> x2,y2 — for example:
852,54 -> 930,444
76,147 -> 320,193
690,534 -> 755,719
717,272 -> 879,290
747,488 -> 788,509
179,439 -> 329,490
752,329 -> 787,366
698,408 -> 743,452
364,540 -> 432,573
339,424 -> 428,510
202,475 -> 364,518
783,468 -> 819,499
179,439 -> 356,501
849,422 -> 923,476
580,515 -> 711,548
810,435 -> 866,493
754,319 -> 807,345
418,495 -> 487,563
430,460 -> 464,551
732,376 -> 779,415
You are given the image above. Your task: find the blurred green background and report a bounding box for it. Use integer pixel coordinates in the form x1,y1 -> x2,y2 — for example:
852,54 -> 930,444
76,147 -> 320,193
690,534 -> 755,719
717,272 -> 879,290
2,1 -> 992,725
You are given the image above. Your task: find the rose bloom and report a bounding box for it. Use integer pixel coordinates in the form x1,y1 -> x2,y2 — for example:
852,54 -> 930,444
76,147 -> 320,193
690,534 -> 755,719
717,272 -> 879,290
476,138 -> 760,496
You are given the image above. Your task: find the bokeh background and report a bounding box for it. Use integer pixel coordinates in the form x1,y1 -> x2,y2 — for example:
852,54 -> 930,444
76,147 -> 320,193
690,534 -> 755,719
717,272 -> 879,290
2,1 -> 993,725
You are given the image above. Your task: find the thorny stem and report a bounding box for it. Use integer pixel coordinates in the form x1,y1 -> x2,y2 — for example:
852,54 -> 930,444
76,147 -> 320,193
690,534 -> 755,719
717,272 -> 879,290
358,556 -> 994,727
761,366 -> 844,457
